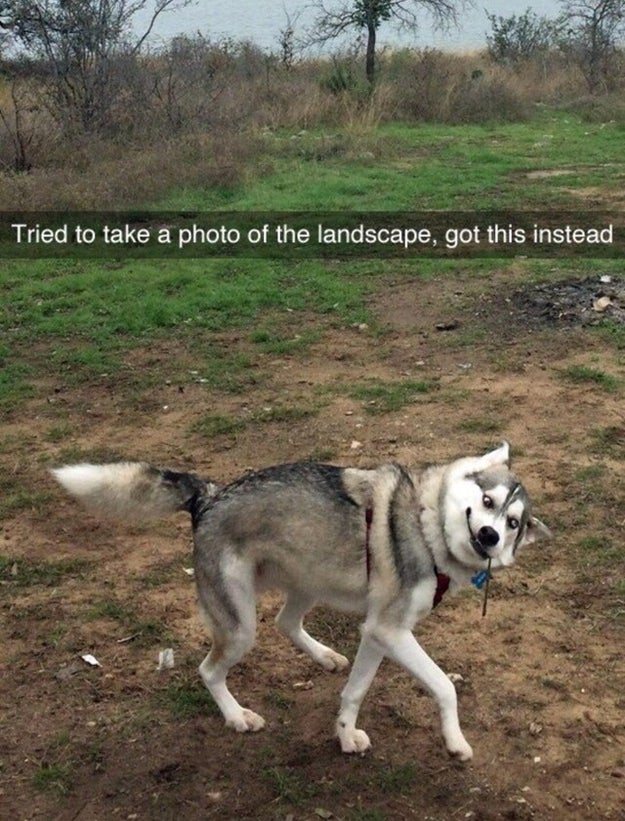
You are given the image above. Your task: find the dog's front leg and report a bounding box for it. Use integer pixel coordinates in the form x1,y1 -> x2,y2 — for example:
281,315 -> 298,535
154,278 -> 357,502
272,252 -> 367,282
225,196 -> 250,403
378,627 -> 473,761
336,631 -> 385,754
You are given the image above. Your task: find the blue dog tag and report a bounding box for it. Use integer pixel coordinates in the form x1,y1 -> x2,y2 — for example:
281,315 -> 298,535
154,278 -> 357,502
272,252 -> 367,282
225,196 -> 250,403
471,570 -> 490,590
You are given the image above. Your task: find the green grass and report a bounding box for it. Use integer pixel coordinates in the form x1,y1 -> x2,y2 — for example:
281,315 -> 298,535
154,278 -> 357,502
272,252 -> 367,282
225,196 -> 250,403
0,555 -> 90,589
560,365 -> 620,392
0,260 -> 371,346
372,762 -> 417,793
458,417 -> 502,434
33,763 -> 73,795
347,378 -> 438,414
161,680 -> 221,719
191,413 -> 246,438
44,423 -> 74,443
250,327 -> 321,355
577,535 -> 616,555
195,348 -> 258,393
4,112 -> 625,416
0,258 -> 373,414
264,691 -> 294,710
191,403 -> 319,439
84,596 -> 172,645
575,464 -> 606,483
160,113 -> 625,211
86,599 -> 132,622
264,766 -> 319,806
0,485 -> 51,520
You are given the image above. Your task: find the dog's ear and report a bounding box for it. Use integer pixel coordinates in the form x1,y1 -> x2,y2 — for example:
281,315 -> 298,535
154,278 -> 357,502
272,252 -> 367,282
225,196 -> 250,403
479,441 -> 511,469
524,516 -> 552,545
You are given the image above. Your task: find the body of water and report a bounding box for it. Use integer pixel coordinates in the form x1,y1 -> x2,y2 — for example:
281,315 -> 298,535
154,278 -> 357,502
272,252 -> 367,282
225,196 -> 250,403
140,0 -> 563,53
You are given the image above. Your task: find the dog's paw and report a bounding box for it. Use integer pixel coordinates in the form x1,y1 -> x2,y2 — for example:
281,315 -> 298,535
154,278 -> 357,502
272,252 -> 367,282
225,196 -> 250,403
446,738 -> 473,762
226,709 -> 266,733
337,724 -> 371,754
319,649 -> 350,672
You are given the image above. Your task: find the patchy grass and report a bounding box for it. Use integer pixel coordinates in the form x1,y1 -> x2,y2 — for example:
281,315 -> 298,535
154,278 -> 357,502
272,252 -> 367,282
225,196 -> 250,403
193,347 -> 259,393
0,486 -> 51,520
191,403 -> 319,439
0,555 -> 90,590
372,762 -> 417,793
44,423 -> 74,443
264,766 -> 320,806
559,365 -> 620,392
255,404 -> 319,424
347,378 -> 439,414
576,536 -> 622,561
250,328 -> 321,355
590,426 -> 625,459
85,598 -> 132,622
191,413 -> 246,439
458,416 -> 503,434
161,679 -> 221,719
32,763 -> 74,796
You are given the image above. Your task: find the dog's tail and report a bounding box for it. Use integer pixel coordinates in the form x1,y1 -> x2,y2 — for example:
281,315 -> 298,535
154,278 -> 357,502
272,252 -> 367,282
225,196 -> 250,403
51,462 -> 220,521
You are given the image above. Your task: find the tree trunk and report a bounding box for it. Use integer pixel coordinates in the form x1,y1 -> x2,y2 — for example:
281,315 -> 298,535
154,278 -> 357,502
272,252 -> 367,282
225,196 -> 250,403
365,19 -> 376,84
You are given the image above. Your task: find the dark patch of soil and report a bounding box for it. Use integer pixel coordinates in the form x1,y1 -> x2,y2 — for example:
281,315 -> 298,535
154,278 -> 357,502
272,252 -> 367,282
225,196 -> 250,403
508,276 -> 625,328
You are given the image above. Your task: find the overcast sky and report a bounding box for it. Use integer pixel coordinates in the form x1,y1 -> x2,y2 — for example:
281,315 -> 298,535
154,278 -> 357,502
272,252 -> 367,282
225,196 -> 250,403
137,1 -> 564,52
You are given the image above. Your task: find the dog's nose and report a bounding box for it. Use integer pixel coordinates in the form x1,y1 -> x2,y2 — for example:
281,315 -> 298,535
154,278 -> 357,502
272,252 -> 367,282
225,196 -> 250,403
477,526 -> 499,548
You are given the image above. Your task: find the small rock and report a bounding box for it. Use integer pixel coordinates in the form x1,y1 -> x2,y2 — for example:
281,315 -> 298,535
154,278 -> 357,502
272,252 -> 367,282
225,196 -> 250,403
350,440 -> 363,450
593,296 -> 612,312
81,654 -> 101,667
157,648 -> 175,671
435,321 -> 459,331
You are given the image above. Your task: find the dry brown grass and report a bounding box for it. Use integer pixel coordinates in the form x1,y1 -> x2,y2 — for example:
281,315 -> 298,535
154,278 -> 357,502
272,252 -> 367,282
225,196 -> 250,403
0,131 -> 259,209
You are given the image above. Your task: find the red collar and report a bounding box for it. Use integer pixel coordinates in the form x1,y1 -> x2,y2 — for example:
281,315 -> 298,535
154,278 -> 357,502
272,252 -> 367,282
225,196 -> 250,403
433,568 -> 451,607
365,506 -> 374,579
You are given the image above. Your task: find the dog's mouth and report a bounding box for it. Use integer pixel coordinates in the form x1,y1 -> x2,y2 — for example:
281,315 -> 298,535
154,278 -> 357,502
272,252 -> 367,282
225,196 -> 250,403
466,507 -> 499,560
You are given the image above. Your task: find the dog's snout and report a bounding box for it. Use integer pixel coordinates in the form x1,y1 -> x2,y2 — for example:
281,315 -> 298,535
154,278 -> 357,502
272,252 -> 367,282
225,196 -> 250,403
477,526 -> 499,548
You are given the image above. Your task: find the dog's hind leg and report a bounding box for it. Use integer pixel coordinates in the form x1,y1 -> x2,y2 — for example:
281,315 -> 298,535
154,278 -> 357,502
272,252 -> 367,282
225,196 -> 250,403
276,591 -> 350,672
196,561 -> 265,733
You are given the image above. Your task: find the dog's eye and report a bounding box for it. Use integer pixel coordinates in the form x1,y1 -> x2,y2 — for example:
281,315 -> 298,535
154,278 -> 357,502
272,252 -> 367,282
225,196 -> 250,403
508,517 -> 519,530
482,495 -> 494,509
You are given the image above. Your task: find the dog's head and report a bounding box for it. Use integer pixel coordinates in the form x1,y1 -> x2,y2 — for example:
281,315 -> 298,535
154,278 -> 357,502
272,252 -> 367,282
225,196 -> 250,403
442,442 -> 551,570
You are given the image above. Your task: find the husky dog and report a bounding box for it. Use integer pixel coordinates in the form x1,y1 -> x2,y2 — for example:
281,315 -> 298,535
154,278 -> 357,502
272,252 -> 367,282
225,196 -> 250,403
52,442 -> 550,760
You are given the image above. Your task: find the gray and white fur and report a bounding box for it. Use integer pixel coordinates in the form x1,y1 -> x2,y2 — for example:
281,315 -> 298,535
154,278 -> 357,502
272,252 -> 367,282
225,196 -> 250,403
52,442 -> 550,760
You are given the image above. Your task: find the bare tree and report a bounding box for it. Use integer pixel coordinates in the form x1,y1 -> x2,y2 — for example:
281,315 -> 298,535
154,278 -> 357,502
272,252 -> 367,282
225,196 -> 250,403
307,0 -> 467,84
0,0 -> 189,131
559,0 -> 625,91
277,9 -> 301,69
0,76 -> 41,170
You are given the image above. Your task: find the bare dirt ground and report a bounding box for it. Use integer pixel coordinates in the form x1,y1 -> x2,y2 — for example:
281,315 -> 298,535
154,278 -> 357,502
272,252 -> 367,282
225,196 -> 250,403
2,268 -> 625,820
